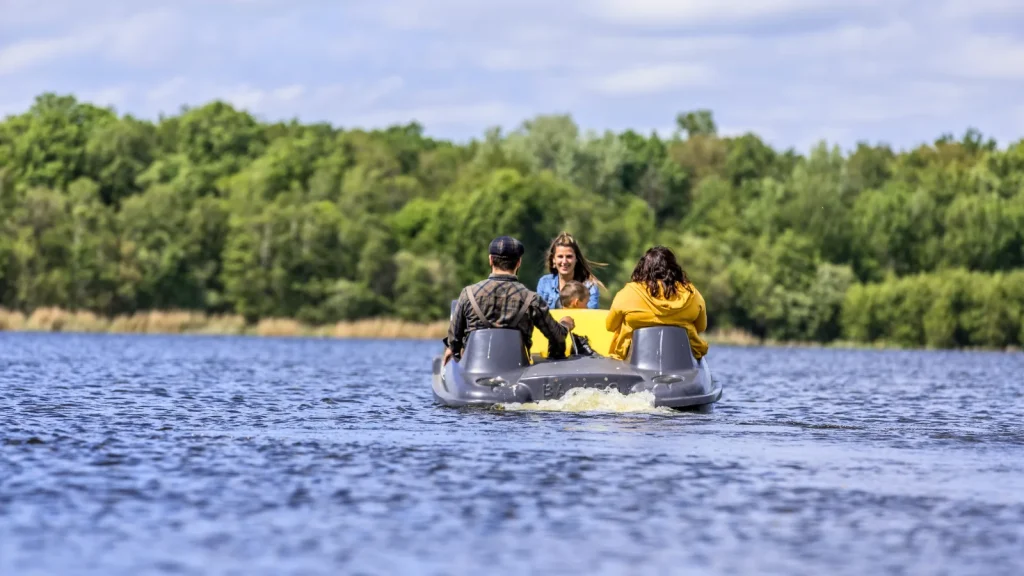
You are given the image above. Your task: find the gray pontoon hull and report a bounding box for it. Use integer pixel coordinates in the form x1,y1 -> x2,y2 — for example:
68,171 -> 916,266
431,326 -> 722,410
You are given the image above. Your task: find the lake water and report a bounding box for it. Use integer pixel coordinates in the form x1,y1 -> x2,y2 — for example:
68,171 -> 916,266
2,332 -> 1023,575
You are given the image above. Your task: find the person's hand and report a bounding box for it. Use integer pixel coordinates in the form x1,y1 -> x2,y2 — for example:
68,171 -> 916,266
442,348 -> 453,365
559,316 -> 576,331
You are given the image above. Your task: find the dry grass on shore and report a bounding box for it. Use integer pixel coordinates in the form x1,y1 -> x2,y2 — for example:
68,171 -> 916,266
0,307 -> 447,340
0,305 -> 843,348
3,306 -> 1018,352
703,327 -> 884,350
703,327 -> 762,347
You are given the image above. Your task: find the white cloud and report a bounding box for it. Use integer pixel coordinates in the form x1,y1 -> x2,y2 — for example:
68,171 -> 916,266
327,35 -> 375,61
775,20 -> 915,58
152,82 -> 305,115
477,47 -> 562,72
0,0 -> 85,29
220,85 -> 275,111
794,125 -> 855,151
145,76 -> 189,111
940,0 -> 1024,18
590,0 -> 866,25
374,2 -> 441,30
366,0 -> 556,31
0,31 -> 104,76
103,9 -> 182,66
592,64 -> 714,95
0,8 -> 182,76
828,82 -> 969,123
779,18 -> 1024,82
271,85 -> 305,102
208,83 -> 308,112
134,75 -> 517,134
1013,105 -> 1024,133
473,33 -> 746,74
719,124 -> 780,142
307,76 -> 405,109
0,0 -> 1020,148
0,96 -> 33,119
80,85 -> 131,110
140,76 -> 406,121
345,102 -> 525,131
948,35 -> 1024,79
744,79 -> 971,139
366,0 -> 483,31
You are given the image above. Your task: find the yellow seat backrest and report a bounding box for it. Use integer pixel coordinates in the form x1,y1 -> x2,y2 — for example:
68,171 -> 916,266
529,308 -> 614,358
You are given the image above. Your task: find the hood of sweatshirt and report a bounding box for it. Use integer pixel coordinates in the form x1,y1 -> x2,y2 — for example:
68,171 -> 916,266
626,281 -> 696,314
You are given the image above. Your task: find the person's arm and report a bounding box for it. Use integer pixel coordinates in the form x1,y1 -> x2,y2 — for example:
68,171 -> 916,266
605,290 -> 625,332
536,274 -> 557,309
587,282 -> 600,309
531,298 -> 570,359
443,289 -> 468,363
693,289 -> 707,333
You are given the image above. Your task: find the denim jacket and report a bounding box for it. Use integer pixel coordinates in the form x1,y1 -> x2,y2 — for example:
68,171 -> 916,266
536,273 -> 600,309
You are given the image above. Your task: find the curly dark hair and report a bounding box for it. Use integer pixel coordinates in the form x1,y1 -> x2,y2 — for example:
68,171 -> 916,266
630,246 -> 691,299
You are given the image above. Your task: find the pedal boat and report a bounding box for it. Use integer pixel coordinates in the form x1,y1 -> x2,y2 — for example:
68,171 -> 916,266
431,309 -> 721,411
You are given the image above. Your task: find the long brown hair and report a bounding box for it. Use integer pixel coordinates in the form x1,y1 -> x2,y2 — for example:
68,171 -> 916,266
545,231 -> 606,290
630,245 -> 691,299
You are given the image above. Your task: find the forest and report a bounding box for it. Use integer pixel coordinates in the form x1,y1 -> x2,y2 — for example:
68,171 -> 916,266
1,93 -> 1023,349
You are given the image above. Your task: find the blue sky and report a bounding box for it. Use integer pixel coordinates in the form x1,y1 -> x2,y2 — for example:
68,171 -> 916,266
2,0 -> 1024,152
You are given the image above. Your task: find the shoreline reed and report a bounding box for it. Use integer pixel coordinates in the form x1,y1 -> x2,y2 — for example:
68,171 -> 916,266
0,306 -> 1019,353
0,306 -> 448,340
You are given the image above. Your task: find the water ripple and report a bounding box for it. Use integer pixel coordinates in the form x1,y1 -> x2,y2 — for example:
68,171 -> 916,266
1,333 -> 1022,575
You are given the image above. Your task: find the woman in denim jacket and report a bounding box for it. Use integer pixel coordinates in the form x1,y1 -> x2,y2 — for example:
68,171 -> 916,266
536,232 -> 606,309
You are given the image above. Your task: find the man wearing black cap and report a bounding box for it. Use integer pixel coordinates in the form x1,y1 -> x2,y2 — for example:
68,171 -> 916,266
442,235 -> 576,364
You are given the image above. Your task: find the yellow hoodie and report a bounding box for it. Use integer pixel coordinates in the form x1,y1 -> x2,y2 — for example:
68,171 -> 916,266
606,281 -> 709,361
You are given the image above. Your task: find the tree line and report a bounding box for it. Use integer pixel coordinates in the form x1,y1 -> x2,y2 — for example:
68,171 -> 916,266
1,94 -> 1023,348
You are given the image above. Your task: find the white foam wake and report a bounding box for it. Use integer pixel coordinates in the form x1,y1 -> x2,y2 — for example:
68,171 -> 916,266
496,386 -> 675,414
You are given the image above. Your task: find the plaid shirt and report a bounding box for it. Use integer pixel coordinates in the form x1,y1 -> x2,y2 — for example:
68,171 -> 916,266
445,273 -> 568,360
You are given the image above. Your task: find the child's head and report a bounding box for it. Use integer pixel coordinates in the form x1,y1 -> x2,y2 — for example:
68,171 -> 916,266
559,281 -> 589,309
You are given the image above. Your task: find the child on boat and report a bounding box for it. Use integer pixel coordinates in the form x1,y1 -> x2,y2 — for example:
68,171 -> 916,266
559,281 -> 591,309
560,281 -> 597,355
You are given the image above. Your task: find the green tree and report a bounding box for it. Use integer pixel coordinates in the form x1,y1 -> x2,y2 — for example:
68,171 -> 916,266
0,91 -> 1022,349
676,109 -> 717,137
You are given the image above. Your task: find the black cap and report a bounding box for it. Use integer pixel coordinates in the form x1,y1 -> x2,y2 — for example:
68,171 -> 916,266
488,236 -> 524,259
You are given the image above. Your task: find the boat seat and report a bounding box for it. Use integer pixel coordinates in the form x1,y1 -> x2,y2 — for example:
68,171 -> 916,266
461,328 -> 531,375
626,326 -> 697,372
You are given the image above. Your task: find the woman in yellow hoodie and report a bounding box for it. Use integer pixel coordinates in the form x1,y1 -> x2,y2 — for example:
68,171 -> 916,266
606,246 -> 709,361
